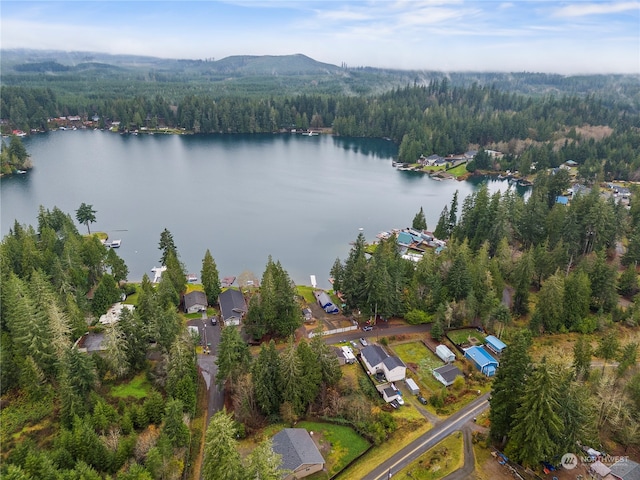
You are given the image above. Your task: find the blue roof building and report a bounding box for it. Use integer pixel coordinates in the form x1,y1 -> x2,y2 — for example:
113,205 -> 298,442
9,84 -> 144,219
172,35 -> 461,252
397,231 -> 413,247
556,195 -> 569,205
485,335 -> 507,354
465,346 -> 499,377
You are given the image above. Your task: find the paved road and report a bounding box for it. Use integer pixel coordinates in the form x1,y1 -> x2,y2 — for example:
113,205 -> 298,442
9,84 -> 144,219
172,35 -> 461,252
361,393 -> 490,480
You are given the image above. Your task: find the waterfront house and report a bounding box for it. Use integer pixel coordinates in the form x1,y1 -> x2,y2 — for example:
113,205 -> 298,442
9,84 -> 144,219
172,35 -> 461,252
433,364 -> 464,387
360,345 -> 406,382
464,346 -> 499,377
218,289 -> 247,326
183,291 -> 207,314
315,291 -> 339,314
272,428 -> 325,480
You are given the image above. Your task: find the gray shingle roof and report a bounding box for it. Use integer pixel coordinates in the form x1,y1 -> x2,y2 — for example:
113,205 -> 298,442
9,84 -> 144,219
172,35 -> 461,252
610,459 -> 640,480
434,364 -> 463,384
218,289 -> 246,320
361,345 -> 388,368
272,428 -> 325,473
383,356 -> 406,370
184,291 -> 207,310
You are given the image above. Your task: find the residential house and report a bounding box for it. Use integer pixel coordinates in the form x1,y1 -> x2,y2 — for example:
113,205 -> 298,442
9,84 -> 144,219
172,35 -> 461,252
436,344 -> 456,363
564,160 -> 578,167
272,428 -> 325,479
610,458 -> 640,480
418,154 -> 445,166
433,364 -> 464,387
99,302 -> 135,325
218,288 -> 247,326
464,150 -> 477,160
485,335 -> 507,355
464,346 -> 499,377
360,344 -> 407,381
183,291 -> 207,314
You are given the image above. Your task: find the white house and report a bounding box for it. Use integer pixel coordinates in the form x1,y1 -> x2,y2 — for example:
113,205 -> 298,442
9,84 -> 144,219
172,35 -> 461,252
99,303 -> 135,325
360,345 -> 407,382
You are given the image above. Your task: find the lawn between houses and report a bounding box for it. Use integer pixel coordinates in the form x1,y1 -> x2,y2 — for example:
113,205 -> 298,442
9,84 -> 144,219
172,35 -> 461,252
393,431 -> 464,480
389,341 -> 492,417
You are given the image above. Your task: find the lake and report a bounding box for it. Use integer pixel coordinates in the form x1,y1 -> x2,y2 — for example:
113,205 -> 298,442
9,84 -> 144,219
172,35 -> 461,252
1,130 -> 515,289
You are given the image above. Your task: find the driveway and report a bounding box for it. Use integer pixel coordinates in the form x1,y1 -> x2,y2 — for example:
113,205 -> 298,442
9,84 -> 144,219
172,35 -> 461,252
186,316 -> 225,425
361,393 -> 490,480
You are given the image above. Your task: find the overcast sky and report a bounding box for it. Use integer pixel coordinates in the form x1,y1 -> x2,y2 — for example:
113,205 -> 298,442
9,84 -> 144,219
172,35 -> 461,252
2,0 -> 639,74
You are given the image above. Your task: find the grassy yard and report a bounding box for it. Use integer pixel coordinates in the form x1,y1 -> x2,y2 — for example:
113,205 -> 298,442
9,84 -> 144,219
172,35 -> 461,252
109,373 -> 153,399
296,285 -> 317,303
447,328 -> 486,347
393,431 -> 464,480
335,421 -> 433,479
297,421 -> 371,478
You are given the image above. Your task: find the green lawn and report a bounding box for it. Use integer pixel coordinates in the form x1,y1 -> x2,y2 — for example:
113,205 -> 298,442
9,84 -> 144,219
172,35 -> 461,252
109,373 -> 153,399
297,421 -> 371,477
447,328 -> 486,347
394,431 -> 464,480
446,163 -> 468,177
296,285 -> 317,303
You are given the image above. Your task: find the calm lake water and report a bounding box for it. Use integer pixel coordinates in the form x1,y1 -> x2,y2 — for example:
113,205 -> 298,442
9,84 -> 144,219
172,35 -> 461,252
1,130 -> 515,289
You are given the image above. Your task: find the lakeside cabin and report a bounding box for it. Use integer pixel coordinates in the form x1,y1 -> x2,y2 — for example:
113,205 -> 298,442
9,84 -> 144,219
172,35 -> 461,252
485,335 -> 507,354
464,346 -> 499,377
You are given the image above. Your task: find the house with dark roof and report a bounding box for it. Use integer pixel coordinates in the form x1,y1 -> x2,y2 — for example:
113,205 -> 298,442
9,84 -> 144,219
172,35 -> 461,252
272,428 -> 325,479
433,364 -> 464,387
610,458 -> 640,480
218,288 -> 247,326
183,291 -> 207,314
360,344 -> 406,381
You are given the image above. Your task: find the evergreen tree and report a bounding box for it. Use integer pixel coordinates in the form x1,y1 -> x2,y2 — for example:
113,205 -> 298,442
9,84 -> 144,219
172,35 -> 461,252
330,258 -> 344,293
163,399 -> 190,447
202,410 -> 242,480
412,206 -> 427,231
572,335 -> 592,381
563,270 -> 591,331
431,318 -> 444,341
618,264 -> 639,298
164,250 -> 186,297
201,249 -> 221,305
252,340 -> 282,418
296,339 -> 322,411
490,330 -> 532,444
158,228 -> 177,265
216,326 -> 251,389
75,203 -> 97,235
310,332 -> 342,387
508,359 -> 563,467
244,438 -> 284,480
597,330 -> 620,373
278,339 -> 304,416
433,205 -> 450,240
91,273 -> 120,316
341,232 -> 368,310
103,321 -> 129,378
106,247 -> 129,283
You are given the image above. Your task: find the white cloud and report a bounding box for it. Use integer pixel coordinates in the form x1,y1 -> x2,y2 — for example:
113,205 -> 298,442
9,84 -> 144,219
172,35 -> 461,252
554,1 -> 640,17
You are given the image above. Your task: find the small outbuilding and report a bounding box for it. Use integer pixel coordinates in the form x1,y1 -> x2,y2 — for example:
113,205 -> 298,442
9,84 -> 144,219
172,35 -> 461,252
433,364 -> 464,387
315,291 -> 339,314
405,378 -> 420,395
610,458 -> 640,480
436,344 -> 456,363
485,335 -> 507,354
183,291 -> 207,314
465,346 -> 499,377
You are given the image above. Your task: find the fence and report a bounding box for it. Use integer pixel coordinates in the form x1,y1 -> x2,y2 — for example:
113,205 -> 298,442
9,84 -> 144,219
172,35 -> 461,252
308,325 -> 358,338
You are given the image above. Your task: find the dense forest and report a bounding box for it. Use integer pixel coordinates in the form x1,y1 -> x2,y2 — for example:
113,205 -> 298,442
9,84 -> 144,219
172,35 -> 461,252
2,50 -> 640,477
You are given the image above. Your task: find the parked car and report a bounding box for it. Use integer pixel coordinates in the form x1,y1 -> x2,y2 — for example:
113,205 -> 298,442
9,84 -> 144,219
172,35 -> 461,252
210,316 -> 218,325
350,340 -> 358,348
389,400 -> 399,409
417,395 -> 428,405
362,325 -> 373,332
360,337 -> 368,346
396,396 -> 405,406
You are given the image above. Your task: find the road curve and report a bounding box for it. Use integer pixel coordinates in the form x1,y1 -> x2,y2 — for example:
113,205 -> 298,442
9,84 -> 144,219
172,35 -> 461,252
361,393 -> 490,480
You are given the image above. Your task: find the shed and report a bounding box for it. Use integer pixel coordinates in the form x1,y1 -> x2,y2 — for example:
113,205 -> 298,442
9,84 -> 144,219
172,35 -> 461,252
405,378 -> 420,395
436,344 -> 456,363
315,291 -> 339,314
485,335 -> 507,354
610,458 -> 640,480
464,346 -> 499,377
589,461 -> 611,480
433,364 -> 464,387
